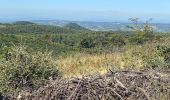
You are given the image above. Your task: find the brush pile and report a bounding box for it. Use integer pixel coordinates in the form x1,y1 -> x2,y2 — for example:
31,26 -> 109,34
4,69 -> 170,100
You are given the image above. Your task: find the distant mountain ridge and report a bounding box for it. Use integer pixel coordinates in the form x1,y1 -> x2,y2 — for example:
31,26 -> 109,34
32,20 -> 170,32
0,21 -> 90,34
1,20 -> 170,32
13,21 -> 35,25
64,23 -> 89,31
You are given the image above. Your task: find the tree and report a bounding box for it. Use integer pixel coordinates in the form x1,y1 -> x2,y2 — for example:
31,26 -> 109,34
80,37 -> 96,48
127,18 -> 154,44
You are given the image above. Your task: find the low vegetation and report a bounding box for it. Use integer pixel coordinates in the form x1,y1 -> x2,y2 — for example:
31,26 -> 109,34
0,19 -> 169,99
0,45 -> 61,95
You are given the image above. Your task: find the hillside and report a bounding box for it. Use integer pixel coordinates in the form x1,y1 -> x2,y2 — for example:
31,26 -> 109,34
0,22 -> 90,34
0,20 -> 170,99
13,21 -> 35,25
64,23 -> 89,31
1,0 -> 170,100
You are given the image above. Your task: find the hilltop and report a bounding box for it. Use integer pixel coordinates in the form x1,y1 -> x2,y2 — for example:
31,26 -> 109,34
13,21 -> 35,25
0,21 -> 90,34
64,23 -> 89,31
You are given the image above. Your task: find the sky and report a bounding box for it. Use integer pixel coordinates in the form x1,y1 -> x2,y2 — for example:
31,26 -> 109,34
0,0 -> 170,23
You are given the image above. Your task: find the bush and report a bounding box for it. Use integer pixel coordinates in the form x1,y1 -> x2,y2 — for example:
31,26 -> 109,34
80,37 -> 96,48
121,43 -> 167,69
128,34 -> 148,44
156,45 -> 170,67
111,34 -> 126,46
0,45 -> 61,94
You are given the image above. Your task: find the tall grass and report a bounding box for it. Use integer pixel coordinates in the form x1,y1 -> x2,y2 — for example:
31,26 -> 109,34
56,37 -> 170,78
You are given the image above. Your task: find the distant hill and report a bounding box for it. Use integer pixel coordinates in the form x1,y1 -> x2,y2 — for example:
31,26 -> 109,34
0,24 -> 90,34
13,21 -> 35,25
32,20 -> 170,32
1,20 -> 170,32
64,23 -> 89,31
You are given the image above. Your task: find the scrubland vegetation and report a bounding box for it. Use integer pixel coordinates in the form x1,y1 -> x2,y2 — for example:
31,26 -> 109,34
0,20 -> 170,99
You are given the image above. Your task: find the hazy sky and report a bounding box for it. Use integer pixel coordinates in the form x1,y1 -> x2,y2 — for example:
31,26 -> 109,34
0,0 -> 170,22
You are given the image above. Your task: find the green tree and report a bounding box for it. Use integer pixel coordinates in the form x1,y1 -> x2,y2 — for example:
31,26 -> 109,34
127,18 -> 154,44
80,37 -> 96,48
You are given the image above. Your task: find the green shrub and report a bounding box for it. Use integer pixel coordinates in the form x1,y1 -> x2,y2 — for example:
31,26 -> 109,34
0,45 -> 61,94
122,44 -> 167,69
128,34 -> 148,44
111,34 -> 126,46
156,45 -> 170,67
80,37 -> 96,48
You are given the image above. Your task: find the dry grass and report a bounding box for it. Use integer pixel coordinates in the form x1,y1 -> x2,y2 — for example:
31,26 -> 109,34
56,38 -> 170,78
56,53 -> 116,78
56,51 -> 146,78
